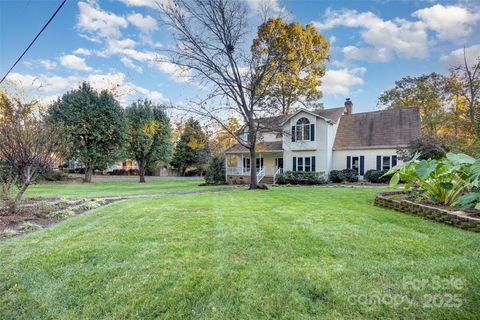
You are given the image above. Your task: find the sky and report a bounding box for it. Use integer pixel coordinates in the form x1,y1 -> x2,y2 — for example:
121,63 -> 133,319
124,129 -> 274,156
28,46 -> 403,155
1,0 -> 479,114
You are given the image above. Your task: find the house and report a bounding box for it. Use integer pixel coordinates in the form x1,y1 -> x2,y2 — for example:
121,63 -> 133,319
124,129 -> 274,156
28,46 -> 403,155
224,99 -> 421,184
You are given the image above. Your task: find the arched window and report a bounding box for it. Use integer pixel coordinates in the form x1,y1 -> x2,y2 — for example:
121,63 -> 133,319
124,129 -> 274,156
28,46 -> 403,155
296,117 -> 310,141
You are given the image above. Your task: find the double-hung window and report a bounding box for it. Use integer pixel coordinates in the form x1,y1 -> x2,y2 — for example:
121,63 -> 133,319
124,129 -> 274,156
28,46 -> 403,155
376,155 -> 397,170
293,156 -> 316,172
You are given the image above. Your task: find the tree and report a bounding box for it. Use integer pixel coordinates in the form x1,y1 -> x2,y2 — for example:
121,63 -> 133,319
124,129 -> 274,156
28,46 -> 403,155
0,90 -> 65,212
251,18 -> 330,115
377,73 -> 449,137
448,52 -> 480,155
396,136 -> 448,161
125,100 -> 172,183
210,117 -> 241,153
48,82 -> 127,182
171,118 -> 210,175
157,0 -> 288,189
205,154 -> 226,184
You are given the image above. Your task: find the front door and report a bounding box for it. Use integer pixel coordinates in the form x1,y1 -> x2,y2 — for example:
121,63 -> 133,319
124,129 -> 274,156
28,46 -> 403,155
275,158 -> 283,170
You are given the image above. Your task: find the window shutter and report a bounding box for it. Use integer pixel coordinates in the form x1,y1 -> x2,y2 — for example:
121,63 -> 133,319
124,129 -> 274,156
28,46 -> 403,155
392,155 -> 397,167
310,124 -> 315,141
346,156 -> 351,169
291,126 -> 296,142
360,156 -> 365,175
376,156 -> 381,170
311,156 -> 316,172
293,157 -> 297,172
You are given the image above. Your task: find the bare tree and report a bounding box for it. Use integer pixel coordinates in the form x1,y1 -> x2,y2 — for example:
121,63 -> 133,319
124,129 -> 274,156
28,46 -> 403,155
456,50 -> 480,141
0,91 -> 64,213
157,0 -> 282,189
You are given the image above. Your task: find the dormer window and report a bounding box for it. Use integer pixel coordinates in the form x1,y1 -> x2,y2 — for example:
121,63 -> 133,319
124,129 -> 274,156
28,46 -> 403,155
296,117 -> 310,141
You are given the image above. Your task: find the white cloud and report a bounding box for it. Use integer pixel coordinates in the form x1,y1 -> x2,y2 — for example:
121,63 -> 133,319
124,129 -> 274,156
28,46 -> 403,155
77,1 -> 128,41
322,67 -> 366,95
73,48 -> 92,55
413,4 -> 480,41
313,8 -> 428,61
343,46 -> 392,62
246,0 -> 285,17
8,72 -> 168,106
440,44 -> 480,68
59,54 -> 93,72
121,57 -> 143,72
127,12 -> 158,33
38,59 -> 57,70
328,35 -> 336,44
118,0 -> 162,9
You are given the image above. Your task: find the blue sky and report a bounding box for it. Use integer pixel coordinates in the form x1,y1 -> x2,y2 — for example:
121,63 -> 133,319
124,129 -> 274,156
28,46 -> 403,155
1,0 -> 479,114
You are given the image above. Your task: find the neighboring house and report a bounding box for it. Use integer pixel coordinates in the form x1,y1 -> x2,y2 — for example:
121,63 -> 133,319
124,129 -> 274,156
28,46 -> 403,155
224,99 -> 420,184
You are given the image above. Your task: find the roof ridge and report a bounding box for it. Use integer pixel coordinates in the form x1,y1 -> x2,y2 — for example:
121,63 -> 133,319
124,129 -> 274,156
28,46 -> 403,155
343,106 -> 419,116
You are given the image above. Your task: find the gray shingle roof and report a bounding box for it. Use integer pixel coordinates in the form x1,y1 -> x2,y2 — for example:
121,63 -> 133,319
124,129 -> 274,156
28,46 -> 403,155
225,141 -> 283,153
333,107 -> 421,149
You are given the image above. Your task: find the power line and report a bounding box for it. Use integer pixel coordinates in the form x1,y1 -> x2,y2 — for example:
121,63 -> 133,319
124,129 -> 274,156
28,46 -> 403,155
0,0 -> 67,84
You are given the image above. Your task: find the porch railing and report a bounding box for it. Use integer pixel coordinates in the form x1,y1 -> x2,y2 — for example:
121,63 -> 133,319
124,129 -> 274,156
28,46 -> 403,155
273,168 -> 283,184
226,167 -> 243,175
257,167 -> 265,183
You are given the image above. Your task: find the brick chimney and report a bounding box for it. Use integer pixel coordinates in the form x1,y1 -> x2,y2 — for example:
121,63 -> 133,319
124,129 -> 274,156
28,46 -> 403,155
344,98 -> 353,115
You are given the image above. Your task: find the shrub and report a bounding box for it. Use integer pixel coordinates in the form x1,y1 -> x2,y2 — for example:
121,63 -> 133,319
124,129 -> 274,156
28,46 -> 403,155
55,197 -> 77,206
75,200 -> 102,211
205,155 -> 225,184
38,169 -> 69,182
276,171 -> 326,185
48,209 -> 75,218
342,169 -> 358,182
0,228 -> 17,238
364,169 -> 391,183
18,222 -> 42,231
397,136 -> 448,161
34,201 -> 54,216
329,170 -> 345,183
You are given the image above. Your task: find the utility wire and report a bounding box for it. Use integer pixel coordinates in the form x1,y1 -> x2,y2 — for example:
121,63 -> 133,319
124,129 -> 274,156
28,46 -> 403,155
0,0 -> 67,84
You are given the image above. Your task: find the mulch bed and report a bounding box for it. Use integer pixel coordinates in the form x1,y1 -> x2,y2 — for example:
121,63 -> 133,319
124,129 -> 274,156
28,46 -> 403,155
0,197 -> 118,240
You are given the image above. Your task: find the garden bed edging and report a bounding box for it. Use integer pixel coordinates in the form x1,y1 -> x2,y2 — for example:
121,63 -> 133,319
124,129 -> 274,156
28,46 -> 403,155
374,191 -> 480,232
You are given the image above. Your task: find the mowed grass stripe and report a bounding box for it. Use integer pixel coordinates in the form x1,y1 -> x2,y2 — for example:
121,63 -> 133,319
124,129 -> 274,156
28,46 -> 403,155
1,187 -> 479,319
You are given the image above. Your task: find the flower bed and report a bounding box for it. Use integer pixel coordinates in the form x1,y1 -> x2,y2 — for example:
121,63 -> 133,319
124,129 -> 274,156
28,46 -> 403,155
374,191 -> 480,232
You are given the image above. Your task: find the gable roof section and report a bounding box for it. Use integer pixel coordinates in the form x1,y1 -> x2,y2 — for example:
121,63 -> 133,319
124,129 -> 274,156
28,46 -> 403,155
280,107 -> 344,125
253,107 -> 346,131
314,107 -> 345,123
333,107 -> 421,150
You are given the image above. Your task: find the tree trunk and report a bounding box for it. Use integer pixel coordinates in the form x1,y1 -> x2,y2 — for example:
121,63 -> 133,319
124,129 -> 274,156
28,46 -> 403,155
249,146 -> 258,189
84,167 -> 93,183
139,161 -> 146,183
9,181 -> 31,213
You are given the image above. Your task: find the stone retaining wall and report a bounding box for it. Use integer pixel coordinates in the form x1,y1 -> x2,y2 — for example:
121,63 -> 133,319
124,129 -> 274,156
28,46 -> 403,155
374,191 -> 480,232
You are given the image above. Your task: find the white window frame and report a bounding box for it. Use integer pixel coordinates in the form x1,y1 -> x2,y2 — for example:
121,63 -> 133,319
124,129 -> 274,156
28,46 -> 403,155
351,156 -> 360,174
381,156 -> 393,170
296,156 -> 314,172
295,117 -> 310,141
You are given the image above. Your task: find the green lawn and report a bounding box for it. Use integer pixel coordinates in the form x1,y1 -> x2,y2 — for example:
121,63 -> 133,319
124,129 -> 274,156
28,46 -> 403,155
24,177 -> 224,198
1,187 -> 479,319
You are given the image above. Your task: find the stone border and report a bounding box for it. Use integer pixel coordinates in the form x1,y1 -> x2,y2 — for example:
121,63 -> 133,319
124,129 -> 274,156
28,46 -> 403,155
374,191 -> 480,232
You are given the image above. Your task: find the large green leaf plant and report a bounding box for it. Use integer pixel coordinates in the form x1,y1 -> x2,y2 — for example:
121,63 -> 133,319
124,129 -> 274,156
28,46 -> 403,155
386,153 -> 480,209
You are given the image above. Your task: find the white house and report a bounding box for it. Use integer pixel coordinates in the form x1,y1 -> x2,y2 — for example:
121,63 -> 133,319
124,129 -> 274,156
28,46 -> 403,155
224,99 -> 421,184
